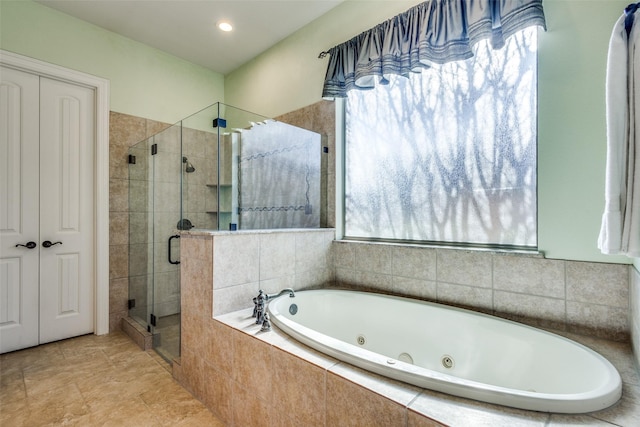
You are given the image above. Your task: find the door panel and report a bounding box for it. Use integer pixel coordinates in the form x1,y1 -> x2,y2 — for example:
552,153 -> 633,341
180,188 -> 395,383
57,254 -> 80,314
0,66 -> 40,353
39,77 -> 95,343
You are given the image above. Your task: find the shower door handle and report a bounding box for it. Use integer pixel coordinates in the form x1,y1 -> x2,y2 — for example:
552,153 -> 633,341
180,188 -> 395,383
168,234 -> 180,265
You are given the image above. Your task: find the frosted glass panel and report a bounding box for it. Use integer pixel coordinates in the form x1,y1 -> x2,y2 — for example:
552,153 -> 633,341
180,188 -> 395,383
345,29 -> 537,248
180,103 -> 322,231
238,120 -> 321,229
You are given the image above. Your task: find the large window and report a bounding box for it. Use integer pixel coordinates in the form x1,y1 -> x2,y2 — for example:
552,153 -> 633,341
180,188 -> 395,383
344,28 -> 538,249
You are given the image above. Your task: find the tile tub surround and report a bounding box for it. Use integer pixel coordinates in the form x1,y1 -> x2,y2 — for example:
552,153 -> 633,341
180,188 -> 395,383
178,229 -> 336,426
179,231 -> 639,426
181,303 -> 640,426
178,229 -> 443,426
333,240 -> 631,342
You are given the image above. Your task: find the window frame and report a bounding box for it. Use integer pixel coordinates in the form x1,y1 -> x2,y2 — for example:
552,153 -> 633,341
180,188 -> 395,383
335,30 -> 540,252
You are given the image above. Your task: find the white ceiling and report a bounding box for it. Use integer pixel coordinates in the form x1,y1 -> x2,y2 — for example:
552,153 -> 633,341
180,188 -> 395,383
35,0 -> 344,75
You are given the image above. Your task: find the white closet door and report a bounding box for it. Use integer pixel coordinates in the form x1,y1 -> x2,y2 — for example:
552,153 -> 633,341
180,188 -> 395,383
0,66 -> 40,353
0,68 -> 96,353
39,77 -> 95,343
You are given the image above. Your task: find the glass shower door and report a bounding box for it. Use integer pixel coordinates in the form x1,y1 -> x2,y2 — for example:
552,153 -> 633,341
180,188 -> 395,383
150,123 -> 182,362
128,137 -> 152,330
128,123 -> 182,364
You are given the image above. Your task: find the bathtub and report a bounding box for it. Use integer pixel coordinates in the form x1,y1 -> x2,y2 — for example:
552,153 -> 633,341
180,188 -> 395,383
267,289 -> 622,414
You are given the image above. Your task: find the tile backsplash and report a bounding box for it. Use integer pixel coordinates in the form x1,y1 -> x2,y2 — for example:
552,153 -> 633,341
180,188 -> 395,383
210,229 -> 335,315
333,241 -> 631,342
181,228 -> 631,343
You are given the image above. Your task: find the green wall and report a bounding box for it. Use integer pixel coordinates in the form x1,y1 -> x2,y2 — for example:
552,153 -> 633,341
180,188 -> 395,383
225,0 -> 632,264
1,0 -> 633,264
224,1 -> 420,118
537,0 -> 629,263
0,0 -> 224,125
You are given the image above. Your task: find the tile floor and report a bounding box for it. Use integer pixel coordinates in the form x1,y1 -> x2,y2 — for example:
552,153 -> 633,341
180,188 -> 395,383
0,332 -> 225,426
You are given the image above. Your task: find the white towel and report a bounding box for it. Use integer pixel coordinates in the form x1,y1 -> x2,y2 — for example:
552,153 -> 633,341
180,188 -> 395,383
599,12 -> 640,257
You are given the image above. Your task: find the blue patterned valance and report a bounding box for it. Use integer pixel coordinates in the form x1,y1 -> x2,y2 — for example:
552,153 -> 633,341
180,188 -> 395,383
321,0 -> 546,98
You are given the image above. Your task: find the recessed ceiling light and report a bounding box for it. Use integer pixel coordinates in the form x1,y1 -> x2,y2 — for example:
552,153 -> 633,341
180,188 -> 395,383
217,20 -> 233,32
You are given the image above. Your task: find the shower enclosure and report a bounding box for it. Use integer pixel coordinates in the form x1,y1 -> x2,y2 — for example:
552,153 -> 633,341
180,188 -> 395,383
127,103 -> 322,362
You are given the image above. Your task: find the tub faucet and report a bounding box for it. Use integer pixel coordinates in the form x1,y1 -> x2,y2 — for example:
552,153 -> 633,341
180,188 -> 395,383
266,288 -> 296,301
252,288 -> 295,331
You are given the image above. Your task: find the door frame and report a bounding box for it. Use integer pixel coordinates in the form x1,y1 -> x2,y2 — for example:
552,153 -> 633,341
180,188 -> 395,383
0,49 -> 110,335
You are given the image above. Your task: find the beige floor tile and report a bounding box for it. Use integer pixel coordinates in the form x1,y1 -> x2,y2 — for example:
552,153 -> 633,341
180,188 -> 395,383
0,366 -> 26,404
24,382 -> 90,426
0,342 -> 64,371
0,332 -> 225,427
175,407 -> 228,427
0,397 -> 29,427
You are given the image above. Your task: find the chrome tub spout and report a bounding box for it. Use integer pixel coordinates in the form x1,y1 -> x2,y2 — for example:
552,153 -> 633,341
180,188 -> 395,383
266,288 -> 295,300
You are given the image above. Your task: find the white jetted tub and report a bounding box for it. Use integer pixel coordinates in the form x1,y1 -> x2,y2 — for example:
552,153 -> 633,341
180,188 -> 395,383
267,289 -> 622,413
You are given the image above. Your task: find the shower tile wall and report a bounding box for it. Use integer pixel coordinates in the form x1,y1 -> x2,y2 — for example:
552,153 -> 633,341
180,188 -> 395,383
109,111 -> 171,332
182,127 -> 219,230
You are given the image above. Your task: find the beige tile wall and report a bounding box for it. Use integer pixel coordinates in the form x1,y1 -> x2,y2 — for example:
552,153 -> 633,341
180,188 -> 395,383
333,240 -> 630,341
178,231 -> 445,426
209,229 -> 335,315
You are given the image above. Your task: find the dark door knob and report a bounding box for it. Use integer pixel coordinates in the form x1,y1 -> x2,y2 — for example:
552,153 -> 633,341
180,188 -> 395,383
15,241 -> 37,249
42,240 -> 62,248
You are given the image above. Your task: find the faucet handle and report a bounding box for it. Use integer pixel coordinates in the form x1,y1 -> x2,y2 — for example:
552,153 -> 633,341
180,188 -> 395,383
261,313 -> 272,332
252,296 -> 258,318
252,290 -> 266,318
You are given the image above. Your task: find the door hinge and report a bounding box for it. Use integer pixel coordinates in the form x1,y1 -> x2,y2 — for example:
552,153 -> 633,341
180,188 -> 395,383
150,313 -> 157,327
213,118 -> 227,128
128,154 -> 136,164
151,143 -> 158,155
128,299 -> 136,309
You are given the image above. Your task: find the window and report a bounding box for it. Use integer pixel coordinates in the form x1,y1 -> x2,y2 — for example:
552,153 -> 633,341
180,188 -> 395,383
344,28 -> 538,249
